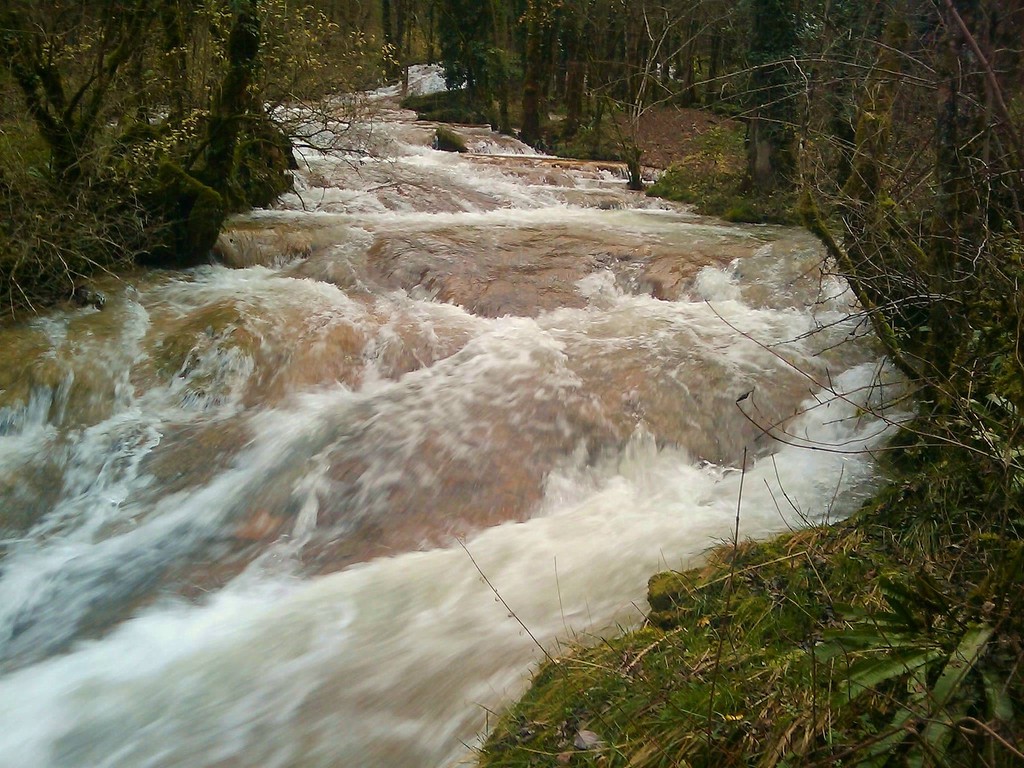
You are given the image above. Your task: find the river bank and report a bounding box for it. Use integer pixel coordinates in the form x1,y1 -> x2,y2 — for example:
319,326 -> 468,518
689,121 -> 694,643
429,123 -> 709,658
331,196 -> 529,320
391,84 -> 1024,768
478,448 -> 1024,766
394,91 -> 1024,768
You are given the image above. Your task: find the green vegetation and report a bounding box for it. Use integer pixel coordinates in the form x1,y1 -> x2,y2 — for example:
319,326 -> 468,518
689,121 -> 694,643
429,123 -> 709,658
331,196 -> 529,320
402,90 -> 493,125
646,125 -> 795,223
0,0 -> 384,318
434,126 -> 469,153
548,118 -> 624,163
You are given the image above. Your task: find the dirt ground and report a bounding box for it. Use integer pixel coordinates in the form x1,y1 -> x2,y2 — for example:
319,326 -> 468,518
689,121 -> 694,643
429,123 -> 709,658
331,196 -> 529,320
631,106 -> 742,169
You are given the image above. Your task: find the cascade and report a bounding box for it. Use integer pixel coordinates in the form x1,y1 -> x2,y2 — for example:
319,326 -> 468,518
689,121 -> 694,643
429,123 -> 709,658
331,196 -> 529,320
0,67 -> 899,767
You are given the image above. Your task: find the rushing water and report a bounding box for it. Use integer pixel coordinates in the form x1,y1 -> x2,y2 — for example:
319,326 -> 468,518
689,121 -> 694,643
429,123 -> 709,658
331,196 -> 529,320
0,69 -> 901,767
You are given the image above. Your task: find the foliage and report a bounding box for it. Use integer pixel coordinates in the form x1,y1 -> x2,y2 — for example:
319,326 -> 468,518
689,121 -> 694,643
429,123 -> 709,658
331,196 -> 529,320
401,90 -> 493,125
646,124 -> 796,223
435,0 -> 501,95
0,0 -> 379,317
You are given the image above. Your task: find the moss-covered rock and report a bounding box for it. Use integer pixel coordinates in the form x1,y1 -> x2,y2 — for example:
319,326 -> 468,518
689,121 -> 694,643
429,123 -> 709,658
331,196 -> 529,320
434,126 -> 468,153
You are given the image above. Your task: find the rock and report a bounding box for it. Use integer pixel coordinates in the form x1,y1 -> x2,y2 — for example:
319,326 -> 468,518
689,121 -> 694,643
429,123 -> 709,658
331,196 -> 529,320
434,126 -> 468,153
72,286 -> 106,310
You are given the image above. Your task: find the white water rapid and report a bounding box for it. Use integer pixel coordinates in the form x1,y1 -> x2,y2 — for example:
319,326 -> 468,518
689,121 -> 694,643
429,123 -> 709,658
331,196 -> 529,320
0,68 -> 901,767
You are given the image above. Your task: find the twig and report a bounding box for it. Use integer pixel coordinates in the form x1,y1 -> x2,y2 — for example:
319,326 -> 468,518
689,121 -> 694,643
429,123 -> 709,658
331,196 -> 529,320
706,446 -> 747,755
457,538 -> 557,666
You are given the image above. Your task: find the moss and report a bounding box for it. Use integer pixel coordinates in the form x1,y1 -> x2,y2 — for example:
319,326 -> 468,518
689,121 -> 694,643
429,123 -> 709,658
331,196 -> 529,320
644,124 -> 797,225
232,120 -> 295,208
648,164 -> 797,225
481,527 -> 834,766
401,90 -> 492,125
434,126 -> 468,153
150,162 -> 226,267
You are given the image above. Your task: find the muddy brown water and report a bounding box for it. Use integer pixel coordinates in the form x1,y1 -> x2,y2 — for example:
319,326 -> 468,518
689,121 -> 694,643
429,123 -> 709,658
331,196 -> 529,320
0,69 -> 899,767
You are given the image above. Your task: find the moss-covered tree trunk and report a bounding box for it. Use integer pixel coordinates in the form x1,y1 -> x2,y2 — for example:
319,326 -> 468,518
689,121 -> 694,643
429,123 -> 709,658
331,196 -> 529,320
155,0 -> 292,267
203,0 -> 261,198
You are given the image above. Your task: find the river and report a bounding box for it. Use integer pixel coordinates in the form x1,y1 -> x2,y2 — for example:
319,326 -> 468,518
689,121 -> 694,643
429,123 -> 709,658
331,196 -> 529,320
0,69 -> 899,767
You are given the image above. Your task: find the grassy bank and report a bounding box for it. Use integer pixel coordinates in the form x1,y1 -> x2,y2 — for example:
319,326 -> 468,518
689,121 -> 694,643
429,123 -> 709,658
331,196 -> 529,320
644,122 -> 796,225
478,439 -> 1024,767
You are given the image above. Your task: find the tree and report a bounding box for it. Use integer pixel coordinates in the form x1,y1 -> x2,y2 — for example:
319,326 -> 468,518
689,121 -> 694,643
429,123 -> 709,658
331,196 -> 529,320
0,0 -> 323,311
743,0 -> 800,192
436,0 -> 497,96
0,0 -> 156,182
520,0 -> 559,145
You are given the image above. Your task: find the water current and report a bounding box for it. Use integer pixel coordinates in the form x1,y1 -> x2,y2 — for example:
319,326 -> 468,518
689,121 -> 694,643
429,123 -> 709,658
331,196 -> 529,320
0,68 -> 902,767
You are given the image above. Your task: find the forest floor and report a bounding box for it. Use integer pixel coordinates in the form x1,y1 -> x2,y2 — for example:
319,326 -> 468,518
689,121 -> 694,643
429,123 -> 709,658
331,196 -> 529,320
618,106 -> 795,224
630,106 -> 739,170
536,104 -> 766,218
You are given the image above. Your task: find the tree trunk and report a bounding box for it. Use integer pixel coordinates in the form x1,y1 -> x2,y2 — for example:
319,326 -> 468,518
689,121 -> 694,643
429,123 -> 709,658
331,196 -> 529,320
928,0 -> 981,380
204,0 -> 261,196
565,59 -> 584,138
746,118 -> 775,190
382,0 -> 394,73
520,1 -> 544,146
160,0 -> 190,124
743,0 -> 798,192
706,28 -> 721,105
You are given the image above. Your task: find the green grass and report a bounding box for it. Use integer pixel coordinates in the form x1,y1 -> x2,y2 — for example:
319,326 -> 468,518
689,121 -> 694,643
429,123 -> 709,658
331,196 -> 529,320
0,128 -> 49,176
